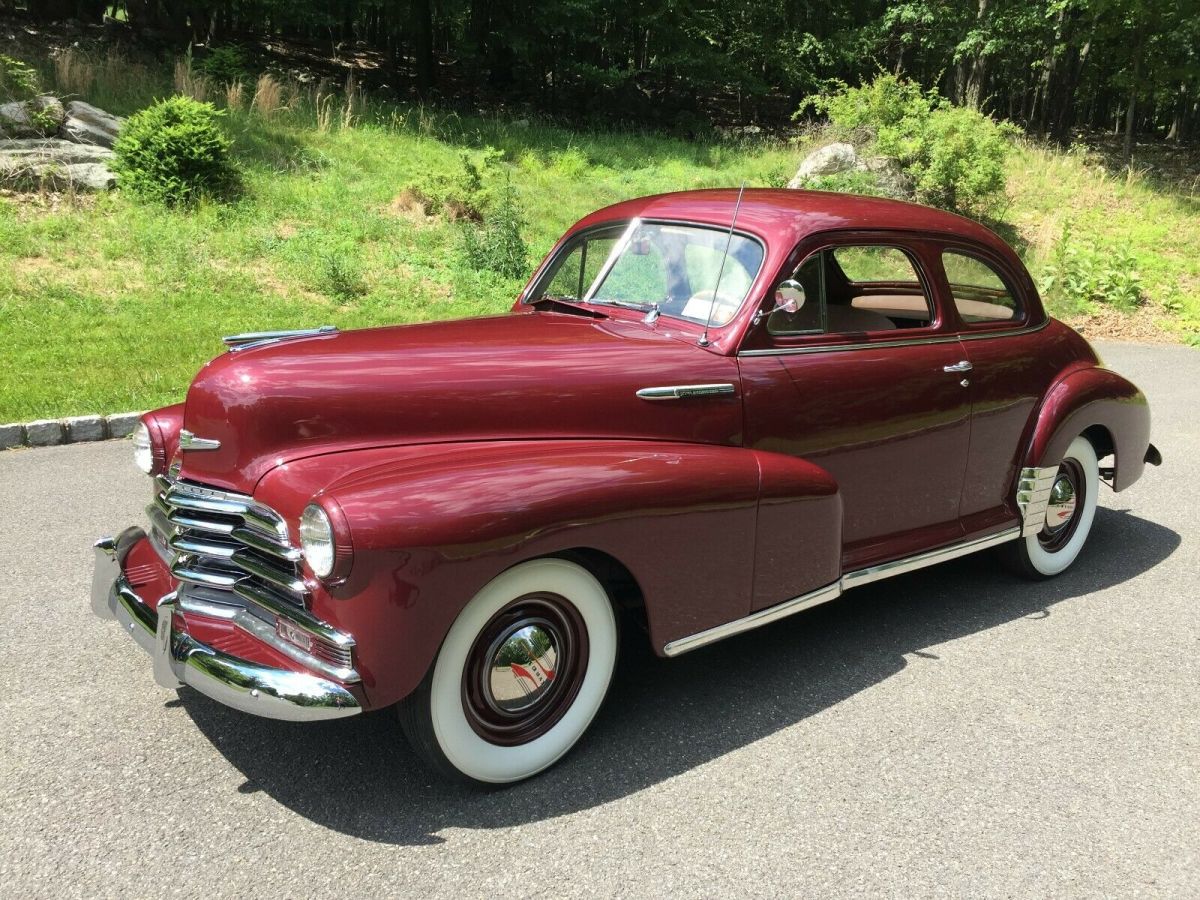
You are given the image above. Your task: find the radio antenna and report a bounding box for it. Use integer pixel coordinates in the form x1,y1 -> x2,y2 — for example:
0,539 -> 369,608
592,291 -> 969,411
699,181 -> 747,347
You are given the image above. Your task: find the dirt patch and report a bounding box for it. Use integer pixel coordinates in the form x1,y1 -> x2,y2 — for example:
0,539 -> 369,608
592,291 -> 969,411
1060,305 -> 1179,344
384,187 -> 434,224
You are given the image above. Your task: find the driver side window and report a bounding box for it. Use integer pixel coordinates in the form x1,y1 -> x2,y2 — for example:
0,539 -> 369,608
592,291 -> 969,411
768,245 -> 933,337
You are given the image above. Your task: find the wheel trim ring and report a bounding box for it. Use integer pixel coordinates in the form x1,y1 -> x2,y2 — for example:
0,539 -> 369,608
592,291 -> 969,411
1039,458 -> 1086,552
461,592 -> 590,747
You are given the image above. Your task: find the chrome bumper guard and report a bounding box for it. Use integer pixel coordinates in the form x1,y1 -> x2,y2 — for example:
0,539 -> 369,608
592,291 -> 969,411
92,528 -> 361,722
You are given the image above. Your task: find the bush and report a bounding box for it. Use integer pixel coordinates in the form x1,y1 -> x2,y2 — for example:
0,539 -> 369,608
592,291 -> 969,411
0,54 -> 39,102
458,177 -> 528,279
405,148 -> 504,220
112,96 -> 238,205
198,46 -> 250,85
800,74 -> 1016,216
1039,223 -> 1143,313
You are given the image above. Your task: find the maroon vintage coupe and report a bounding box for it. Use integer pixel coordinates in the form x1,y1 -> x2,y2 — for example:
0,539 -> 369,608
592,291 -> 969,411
92,189 -> 1159,783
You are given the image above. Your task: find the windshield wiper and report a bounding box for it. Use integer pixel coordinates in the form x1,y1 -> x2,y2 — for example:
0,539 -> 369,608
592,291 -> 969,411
586,298 -> 658,312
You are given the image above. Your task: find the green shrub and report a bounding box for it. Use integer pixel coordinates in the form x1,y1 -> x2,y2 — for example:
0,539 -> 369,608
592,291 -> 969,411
1039,223 -> 1143,313
0,54 -> 39,102
800,74 -> 1016,216
198,46 -> 250,85
112,96 -> 238,205
458,177 -> 528,279
316,251 -> 367,300
405,148 -> 504,220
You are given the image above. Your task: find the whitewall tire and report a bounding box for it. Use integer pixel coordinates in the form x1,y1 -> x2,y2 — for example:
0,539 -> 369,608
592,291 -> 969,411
1007,435 -> 1100,579
399,558 -> 618,784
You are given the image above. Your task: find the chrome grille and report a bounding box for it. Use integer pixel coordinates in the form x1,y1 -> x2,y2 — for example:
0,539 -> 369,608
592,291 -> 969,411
146,475 -> 357,681
151,475 -> 308,610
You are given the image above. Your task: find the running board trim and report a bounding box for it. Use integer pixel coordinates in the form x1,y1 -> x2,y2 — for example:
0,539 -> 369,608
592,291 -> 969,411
662,526 -> 1021,657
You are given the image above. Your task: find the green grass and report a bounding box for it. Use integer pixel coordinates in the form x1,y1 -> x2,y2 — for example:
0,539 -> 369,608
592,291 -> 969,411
1,62 -> 1197,421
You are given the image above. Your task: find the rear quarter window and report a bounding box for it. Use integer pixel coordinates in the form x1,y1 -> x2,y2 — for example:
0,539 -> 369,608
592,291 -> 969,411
942,251 -> 1021,324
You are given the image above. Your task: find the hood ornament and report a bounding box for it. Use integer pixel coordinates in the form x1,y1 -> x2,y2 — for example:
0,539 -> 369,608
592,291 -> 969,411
178,430 -> 221,451
222,325 -> 338,352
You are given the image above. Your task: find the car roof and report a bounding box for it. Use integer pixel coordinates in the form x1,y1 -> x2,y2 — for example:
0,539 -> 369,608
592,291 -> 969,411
571,188 -> 1006,251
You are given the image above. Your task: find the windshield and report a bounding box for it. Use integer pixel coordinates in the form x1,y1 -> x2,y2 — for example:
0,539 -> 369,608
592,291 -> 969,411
533,219 -> 765,326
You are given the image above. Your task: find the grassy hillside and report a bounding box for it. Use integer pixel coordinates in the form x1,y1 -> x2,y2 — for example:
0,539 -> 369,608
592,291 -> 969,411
1,54 -> 1197,421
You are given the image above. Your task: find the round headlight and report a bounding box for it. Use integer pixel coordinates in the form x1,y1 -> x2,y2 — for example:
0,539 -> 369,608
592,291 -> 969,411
300,503 -> 335,579
132,422 -> 154,474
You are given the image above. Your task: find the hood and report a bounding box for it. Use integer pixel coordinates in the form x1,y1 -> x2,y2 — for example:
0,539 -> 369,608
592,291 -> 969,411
177,311 -> 742,492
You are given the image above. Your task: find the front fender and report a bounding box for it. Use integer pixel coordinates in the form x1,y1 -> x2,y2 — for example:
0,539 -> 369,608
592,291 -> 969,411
263,440 -> 840,708
1025,365 -> 1150,491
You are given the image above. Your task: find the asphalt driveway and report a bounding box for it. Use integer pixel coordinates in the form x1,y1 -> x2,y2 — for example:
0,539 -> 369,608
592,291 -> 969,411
0,341 -> 1195,897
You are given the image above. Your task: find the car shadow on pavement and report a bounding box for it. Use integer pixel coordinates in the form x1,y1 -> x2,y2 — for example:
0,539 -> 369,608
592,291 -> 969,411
182,507 -> 1179,845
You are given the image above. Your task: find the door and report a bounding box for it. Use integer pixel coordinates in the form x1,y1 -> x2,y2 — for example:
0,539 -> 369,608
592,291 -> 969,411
739,237 -> 973,607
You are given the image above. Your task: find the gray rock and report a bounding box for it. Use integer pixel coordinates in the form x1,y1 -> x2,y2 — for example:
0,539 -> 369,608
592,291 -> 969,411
60,100 -> 124,148
856,155 -> 914,199
787,142 -> 859,187
0,95 -> 65,138
65,414 -> 107,443
0,423 -> 24,449
106,412 -> 142,438
25,419 -> 64,446
0,137 -> 116,191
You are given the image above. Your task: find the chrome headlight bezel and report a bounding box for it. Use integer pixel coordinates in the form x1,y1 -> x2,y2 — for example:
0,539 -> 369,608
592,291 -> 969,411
300,503 -> 335,579
132,421 -> 155,474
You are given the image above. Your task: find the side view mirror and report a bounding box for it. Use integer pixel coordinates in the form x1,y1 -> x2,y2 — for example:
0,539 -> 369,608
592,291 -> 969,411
774,279 -> 806,314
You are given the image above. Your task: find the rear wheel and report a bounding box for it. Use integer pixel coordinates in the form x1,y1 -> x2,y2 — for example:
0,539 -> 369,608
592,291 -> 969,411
1005,435 -> 1099,579
398,558 -> 617,784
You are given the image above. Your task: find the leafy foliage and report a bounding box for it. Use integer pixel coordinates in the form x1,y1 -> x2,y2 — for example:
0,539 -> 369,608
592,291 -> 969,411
804,75 -> 1016,216
1040,224 -> 1143,313
0,54 -> 40,101
111,96 -> 238,206
197,46 -> 251,85
458,176 -> 529,279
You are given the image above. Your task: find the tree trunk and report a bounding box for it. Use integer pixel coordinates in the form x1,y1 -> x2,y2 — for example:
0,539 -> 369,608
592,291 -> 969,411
1123,53 -> 1140,158
963,0 -> 991,110
413,0 -> 434,96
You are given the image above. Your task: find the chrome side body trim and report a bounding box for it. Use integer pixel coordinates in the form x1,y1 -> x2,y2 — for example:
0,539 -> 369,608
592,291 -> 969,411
178,429 -> 221,451
1017,465 -> 1059,536
92,545 -> 361,719
662,525 -> 1022,656
223,325 -> 338,352
737,319 -> 1049,358
839,527 -> 1021,589
636,383 -> 736,401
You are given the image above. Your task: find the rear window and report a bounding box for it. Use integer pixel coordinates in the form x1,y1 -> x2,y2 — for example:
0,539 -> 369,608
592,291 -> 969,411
942,251 -> 1019,324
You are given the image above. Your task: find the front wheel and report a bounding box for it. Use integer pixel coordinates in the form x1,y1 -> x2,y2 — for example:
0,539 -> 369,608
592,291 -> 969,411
1004,435 -> 1100,579
398,558 -> 618,784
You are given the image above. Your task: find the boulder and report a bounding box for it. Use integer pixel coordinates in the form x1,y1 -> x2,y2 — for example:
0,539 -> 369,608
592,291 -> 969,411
787,142 -> 858,187
0,95 -> 66,139
61,100 -> 124,148
0,137 -> 116,191
856,155 -> 914,199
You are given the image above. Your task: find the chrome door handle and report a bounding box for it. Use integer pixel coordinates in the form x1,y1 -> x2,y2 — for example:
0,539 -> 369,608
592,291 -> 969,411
943,360 -> 973,373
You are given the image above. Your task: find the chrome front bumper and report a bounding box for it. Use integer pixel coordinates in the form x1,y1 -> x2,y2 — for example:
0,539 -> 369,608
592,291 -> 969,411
92,528 -> 361,722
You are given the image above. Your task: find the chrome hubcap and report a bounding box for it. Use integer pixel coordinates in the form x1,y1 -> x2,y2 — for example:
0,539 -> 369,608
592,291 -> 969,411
462,592 -> 589,746
486,621 -> 560,714
1044,474 -> 1077,533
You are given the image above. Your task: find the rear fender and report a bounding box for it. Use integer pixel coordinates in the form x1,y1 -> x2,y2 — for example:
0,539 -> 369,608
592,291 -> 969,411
1024,366 -> 1150,491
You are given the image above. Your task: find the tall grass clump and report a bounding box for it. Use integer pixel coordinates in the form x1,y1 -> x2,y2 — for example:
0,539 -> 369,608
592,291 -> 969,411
173,52 -> 210,102
52,48 -> 95,96
111,96 -> 238,205
251,73 -> 283,118
459,176 -> 529,278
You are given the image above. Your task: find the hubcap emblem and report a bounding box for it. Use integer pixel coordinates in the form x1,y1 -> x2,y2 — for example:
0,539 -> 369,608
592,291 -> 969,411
1045,474 -> 1077,531
487,623 -> 559,714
